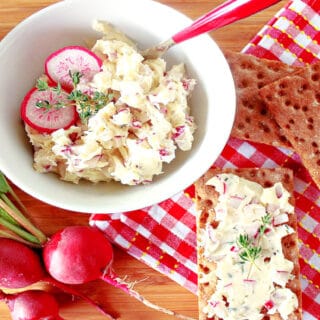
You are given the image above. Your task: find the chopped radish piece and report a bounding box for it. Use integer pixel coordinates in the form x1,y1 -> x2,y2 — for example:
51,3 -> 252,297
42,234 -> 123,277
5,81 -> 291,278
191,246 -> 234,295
45,46 -> 102,91
20,87 -> 77,133
264,299 -> 274,310
273,213 -> 289,226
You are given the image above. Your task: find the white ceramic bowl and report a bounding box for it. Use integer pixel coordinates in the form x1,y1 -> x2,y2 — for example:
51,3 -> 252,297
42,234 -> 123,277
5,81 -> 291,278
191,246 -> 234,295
0,0 -> 235,213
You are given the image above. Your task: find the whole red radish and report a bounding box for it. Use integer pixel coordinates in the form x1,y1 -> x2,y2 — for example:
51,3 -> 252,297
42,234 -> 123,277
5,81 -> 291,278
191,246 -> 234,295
45,46 -> 102,91
43,226 -> 195,320
0,238 -> 114,319
20,87 -> 77,133
43,226 -> 113,284
4,290 -> 64,320
0,238 -> 45,288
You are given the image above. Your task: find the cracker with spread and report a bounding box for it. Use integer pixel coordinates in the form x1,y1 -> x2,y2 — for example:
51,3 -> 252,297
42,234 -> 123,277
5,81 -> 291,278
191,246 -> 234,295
195,167 -> 302,320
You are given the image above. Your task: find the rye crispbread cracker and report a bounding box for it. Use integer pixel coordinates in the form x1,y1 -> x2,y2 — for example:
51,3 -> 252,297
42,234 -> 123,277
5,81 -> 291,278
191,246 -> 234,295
259,64 -> 320,190
195,167 -> 302,320
224,50 -> 300,148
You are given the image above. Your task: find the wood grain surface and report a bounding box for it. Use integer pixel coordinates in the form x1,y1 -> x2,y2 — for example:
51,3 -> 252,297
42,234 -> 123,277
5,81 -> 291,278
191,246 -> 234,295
0,0 -> 286,319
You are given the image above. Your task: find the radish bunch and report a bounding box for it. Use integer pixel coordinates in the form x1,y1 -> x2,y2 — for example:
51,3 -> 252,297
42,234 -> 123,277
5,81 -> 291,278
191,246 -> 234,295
0,173 -> 195,319
0,238 -> 115,319
20,46 -> 103,133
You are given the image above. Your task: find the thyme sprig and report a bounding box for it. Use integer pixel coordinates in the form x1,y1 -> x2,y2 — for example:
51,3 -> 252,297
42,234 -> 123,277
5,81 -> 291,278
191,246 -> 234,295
35,71 -> 114,124
237,234 -> 262,267
236,213 -> 272,278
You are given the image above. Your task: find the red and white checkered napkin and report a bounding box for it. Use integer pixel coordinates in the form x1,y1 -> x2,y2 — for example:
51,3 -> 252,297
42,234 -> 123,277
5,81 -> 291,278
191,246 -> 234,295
91,0 -> 320,318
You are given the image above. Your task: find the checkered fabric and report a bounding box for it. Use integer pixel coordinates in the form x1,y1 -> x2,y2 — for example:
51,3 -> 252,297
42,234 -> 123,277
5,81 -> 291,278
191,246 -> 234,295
90,0 -> 320,318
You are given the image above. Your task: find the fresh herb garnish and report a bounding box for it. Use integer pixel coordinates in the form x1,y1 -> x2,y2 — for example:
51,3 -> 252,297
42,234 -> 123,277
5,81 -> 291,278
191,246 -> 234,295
236,213 -> 272,278
35,72 -> 114,124
259,213 -> 272,235
237,234 -> 262,265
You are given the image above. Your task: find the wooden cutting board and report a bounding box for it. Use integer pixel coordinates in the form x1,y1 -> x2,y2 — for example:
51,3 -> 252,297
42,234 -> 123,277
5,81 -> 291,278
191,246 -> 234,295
0,1 -> 285,319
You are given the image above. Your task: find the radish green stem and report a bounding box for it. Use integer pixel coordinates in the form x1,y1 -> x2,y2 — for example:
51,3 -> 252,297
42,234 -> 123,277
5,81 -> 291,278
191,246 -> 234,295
0,198 -> 47,244
0,206 -> 19,226
0,172 -> 47,244
0,230 -> 41,248
0,216 -> 40,244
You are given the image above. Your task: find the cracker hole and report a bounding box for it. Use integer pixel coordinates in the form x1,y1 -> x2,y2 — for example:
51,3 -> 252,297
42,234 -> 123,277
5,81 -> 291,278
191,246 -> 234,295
260,108 -> 267,115
285,124 -> 291,129
244,133 -> 250,139
312,142 -> 318,148
308,117 -> 314,123
285,100 -> 291,106
311,73 -> 320,81
297,84 -> 309,93
265,94 -> 273,102
240,62 -> 253,70
268,65 -> 279,72
200,211 -> 209,224
258,122 -> 270,133
289,119 -> 294,124
283,240 -> 296,249
242,99 -> 249,107
237,123 -> 245,130
264,257 -> 271,263
302,106 -> 308,112
257,82 -> 264,89
241,80 -> 249,88
257,72 -> 264,79
280,135 -> 288,143
278,90 -> 286,97
317,160 -> 320,166
308,124 -> 314,130
279,82 -> 287,89
315,93 -> 320,103
264,181 -> 273,188
210,221 -> 219,229
245,117 -> 251,124
299,138 -> 305,143
293,104 -> 300,110
200,265 -> 211,274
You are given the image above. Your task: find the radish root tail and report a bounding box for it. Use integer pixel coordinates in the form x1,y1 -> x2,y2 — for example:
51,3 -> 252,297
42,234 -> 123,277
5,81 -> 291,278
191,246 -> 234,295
103,272 -> 196,320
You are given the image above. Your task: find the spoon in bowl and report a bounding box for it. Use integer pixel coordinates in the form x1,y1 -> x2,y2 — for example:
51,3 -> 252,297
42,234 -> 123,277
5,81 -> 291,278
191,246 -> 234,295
142,0 -> 281,59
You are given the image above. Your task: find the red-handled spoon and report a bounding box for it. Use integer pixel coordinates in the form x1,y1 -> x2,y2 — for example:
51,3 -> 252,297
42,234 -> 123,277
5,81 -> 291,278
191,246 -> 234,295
143,0 -> 281,58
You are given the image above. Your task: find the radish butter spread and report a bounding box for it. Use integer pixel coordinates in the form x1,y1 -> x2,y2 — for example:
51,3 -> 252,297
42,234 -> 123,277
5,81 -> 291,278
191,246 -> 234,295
23,21 -> 196,185
199,174 -> 298,320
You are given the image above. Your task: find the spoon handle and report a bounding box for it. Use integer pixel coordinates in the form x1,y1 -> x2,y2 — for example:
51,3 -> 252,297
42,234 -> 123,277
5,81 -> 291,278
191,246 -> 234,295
172,0 -> 281,44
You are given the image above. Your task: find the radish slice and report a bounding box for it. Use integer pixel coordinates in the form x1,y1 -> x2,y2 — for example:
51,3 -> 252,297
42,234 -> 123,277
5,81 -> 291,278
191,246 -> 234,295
45,46 -> 102,91
20,87 -> 77,133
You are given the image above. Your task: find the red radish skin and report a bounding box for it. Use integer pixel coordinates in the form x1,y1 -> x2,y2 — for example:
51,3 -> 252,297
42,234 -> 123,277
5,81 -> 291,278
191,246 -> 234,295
43,226 -> 195,320
0,238 -> 115,319
0,238 -> 45,288
3,290 -> 64,320
20,87 -> 78,133
45,46 -> 102,91
43,226 -> 113,285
